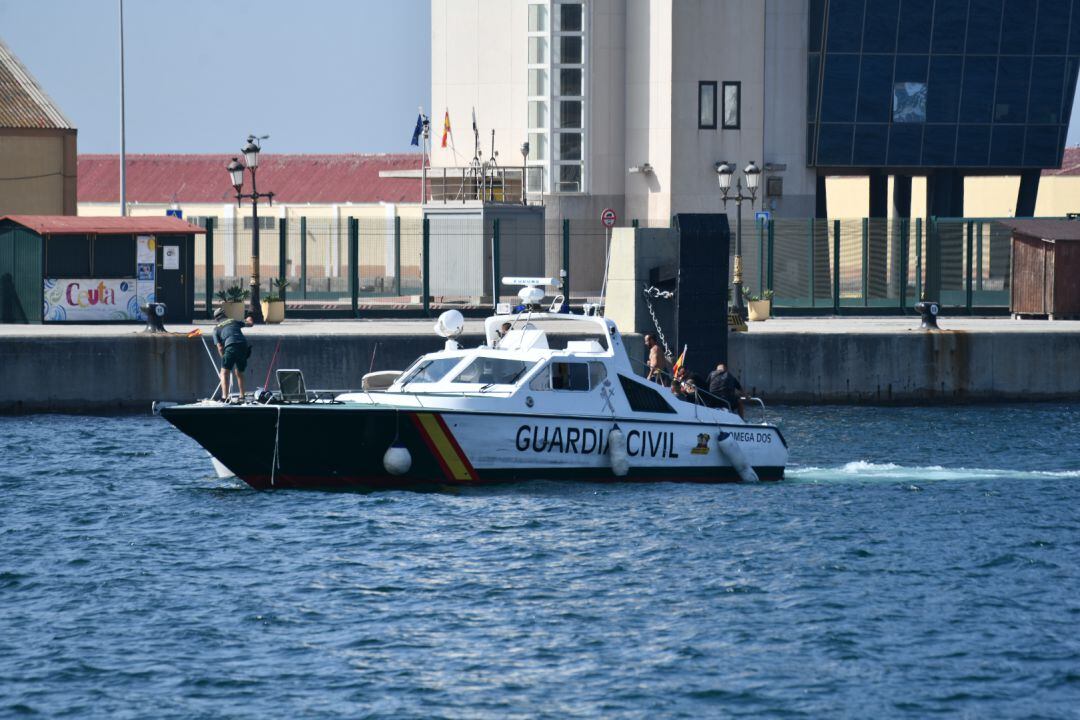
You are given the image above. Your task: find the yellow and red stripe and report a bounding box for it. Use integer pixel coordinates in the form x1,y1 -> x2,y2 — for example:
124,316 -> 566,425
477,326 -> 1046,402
411,413 -> 477,482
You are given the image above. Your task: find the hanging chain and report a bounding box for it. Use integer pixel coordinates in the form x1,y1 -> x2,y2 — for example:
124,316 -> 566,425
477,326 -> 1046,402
642,286 -> 674,359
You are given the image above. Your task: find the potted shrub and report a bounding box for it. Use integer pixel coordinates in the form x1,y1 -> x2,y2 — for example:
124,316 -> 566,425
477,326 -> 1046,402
261,278 -> 289,324
743,288 -> 774,321
215,282 -> 250,321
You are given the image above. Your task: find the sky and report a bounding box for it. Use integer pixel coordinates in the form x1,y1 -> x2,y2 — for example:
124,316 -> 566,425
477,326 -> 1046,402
0,0 -> 431,154
2,1 -> 1079,155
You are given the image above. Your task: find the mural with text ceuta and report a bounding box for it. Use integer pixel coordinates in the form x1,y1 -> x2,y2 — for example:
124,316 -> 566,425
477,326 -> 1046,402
41,235 -> 156,321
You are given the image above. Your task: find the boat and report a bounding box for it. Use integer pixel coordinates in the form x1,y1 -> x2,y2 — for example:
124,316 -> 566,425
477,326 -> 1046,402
160,280 -> 788,490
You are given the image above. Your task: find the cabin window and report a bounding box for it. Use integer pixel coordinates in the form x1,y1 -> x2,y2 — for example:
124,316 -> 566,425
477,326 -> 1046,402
552,362 -> 590,391
588,361 -> 607,387
399,357 -> 461,385
452,357 -> 536,386
618,374 -> 676,414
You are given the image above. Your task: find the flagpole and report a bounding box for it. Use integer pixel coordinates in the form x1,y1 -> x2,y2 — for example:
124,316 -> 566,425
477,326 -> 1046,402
419,107 -> 428,205
118,0 -> 127,217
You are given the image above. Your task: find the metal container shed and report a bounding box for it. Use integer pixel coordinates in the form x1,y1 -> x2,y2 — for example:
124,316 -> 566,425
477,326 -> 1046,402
1005,219 -> 1080,320
0,215 -> 205,323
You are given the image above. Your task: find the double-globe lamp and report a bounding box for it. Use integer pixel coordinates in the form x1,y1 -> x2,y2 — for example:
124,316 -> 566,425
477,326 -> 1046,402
716,160 -> 760,321
226,137 -> 274,323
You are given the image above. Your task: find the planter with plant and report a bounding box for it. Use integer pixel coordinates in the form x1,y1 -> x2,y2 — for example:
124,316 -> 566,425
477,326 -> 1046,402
215,283 -> 250,321
261,278 -> 290,324
742,288 -> 774,321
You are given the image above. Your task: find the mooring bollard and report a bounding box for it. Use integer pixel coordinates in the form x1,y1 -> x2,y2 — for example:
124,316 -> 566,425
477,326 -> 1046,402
141,302 -> 168,333
914,300 -> 940,330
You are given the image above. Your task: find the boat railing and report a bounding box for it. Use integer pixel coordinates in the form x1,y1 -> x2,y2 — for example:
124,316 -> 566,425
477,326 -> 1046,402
742,396 -> 769,425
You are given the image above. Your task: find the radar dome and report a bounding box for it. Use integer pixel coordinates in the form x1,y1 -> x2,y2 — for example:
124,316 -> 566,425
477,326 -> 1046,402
434,309 -> 465,338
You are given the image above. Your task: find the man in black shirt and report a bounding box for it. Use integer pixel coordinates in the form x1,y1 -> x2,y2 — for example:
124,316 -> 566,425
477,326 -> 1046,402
706,361 -> 744,417
213,307 -> 253,402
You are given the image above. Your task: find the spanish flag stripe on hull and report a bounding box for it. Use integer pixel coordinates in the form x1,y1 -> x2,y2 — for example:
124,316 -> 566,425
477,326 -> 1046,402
411,413 -> 477,482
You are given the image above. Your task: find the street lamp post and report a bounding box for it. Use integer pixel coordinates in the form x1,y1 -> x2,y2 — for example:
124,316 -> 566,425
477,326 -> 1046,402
227,136 -> 274,324
716,160 -> 760,320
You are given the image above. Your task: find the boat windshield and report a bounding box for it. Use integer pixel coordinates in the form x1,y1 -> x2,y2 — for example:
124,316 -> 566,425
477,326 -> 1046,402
399,357 -> 463,386
451,357 -> 537,386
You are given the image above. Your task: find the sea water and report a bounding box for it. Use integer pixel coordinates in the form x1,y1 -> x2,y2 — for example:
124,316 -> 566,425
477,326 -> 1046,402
1,405 -> 1078,718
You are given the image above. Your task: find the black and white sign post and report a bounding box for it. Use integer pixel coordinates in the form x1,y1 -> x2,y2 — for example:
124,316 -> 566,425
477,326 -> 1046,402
599,208 -> 618,306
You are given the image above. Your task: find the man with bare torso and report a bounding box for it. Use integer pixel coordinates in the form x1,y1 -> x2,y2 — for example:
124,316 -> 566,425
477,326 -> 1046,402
644,332 -> 670,385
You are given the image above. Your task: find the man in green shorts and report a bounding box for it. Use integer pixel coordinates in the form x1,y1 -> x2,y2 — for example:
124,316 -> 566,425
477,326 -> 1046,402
213,307 -> 254,402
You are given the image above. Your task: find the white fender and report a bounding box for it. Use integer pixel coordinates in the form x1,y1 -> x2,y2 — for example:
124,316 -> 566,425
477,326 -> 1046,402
608,425 -> 629,477
383,443 -> 412,476
717,430 -> 759,483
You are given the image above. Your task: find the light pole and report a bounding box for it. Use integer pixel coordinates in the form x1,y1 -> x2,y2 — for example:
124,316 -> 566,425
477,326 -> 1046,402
520,141 -> 529,205
227,136 -> 274,324
716,160 -> 760,320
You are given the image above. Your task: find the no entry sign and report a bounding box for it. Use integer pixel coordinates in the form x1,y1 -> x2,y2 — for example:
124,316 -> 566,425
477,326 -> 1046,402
600,207 -> 617,228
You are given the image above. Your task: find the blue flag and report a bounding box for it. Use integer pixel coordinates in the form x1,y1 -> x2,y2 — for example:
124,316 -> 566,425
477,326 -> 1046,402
410,114 -> 423,146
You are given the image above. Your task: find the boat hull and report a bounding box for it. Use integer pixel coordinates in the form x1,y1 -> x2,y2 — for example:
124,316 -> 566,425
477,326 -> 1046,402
161,404 -> 787,491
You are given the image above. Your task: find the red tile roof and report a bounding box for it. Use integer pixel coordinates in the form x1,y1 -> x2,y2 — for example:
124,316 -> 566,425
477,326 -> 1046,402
78,154 -> 424,204
1044,146 -> 1080,176
0,215 -> 205,235
0,39 -> 73,130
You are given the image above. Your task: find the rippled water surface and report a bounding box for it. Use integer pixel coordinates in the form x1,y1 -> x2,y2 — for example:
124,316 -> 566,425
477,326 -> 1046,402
2,405 -> 1079,718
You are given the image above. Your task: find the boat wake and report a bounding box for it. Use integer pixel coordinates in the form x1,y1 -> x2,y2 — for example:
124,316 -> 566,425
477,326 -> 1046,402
788,460 -> 1080,484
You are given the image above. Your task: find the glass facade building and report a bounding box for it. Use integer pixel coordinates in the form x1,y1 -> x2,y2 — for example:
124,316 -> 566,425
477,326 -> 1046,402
807,0 -> 1080,169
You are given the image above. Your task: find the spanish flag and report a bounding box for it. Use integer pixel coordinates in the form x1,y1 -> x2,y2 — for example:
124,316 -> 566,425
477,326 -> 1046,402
187,328 -> 202,338
672,345 -> 687,376
441,110 -> 451,148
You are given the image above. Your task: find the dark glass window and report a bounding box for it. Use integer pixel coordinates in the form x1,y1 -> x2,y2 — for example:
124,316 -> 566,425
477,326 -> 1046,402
897,0 -> 933,53
618,375 -> 675,414
807,123 -> 817,162
808,53 -> 821,121
1024,125 -> 1060,166
821,54 -> 859,122
809,0 -> 827,53
559,36 -> 583,64
551,362 -> 589,391
1028,57 -> 1066,124
817,124 -> 854,164
826,0 -> 865,52
559,100 -> 582,128
557,3 -> 583,32
894,54 -> 929,83
932,0 -> 968,53
967,0 -> 1003,55
558,164 -> 582,192
956,125 -> 991,165
994,56 -> 1031,122
46,235 -> 91,277
922,125 -> 957,165
242,216 -> 275,230
864,0 -> 900,54
990,125 -> 1025,165
927,55 -> 963,122
559,132 -> 582,160
857,55 -> 894,122
559,68 -> 582,96
853,123 -> 889,165
888,124 -> 924,164
1001,0 -> 1035,54
1035,0 -> 1069,53
698,81 -> 717,129
1072,0 -> 1080,55
959,56 -> 997,122
1064,58 -> 1080,121
722,81 -> 741,129
93,235 -> 136,278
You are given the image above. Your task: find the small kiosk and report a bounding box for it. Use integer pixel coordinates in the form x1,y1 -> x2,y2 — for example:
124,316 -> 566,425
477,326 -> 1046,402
0,215 -> 204,323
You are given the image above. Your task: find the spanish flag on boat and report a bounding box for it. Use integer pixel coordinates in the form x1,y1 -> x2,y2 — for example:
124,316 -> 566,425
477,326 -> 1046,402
672,345 -> 687,376
441,110 -> 451,148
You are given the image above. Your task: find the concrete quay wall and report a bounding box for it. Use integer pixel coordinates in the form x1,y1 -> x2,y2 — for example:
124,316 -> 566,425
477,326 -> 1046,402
1,329 -> 1078,413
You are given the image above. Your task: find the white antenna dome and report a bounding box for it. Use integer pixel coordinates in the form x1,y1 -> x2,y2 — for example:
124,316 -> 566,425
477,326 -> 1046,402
518,286 -> 545,305
434,309 -> 465,338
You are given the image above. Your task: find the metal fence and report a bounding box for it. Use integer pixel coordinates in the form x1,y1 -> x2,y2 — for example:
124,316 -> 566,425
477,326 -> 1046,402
754,216 -> 1025,312
193,214 -> 1041,317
